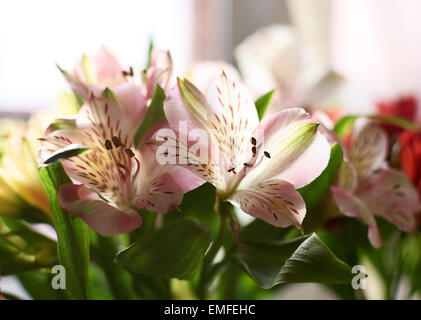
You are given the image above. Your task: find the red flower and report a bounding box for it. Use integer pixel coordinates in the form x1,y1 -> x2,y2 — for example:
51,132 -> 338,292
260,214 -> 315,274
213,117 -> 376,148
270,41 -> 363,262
377,95 -> 418,135
399,130 -> 421,196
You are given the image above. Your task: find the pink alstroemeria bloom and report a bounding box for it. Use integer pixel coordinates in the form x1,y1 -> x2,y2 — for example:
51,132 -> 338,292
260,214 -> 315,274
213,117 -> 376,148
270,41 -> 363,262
39,92 -> 200,236
163,72 -> 330,229
60,46 -> 172,106
331,120 -> 421,248
143,48 -> 173,100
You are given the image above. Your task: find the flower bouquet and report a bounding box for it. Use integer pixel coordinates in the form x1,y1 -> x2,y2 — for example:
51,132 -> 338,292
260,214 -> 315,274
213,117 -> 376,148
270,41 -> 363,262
1,26 -> 421,301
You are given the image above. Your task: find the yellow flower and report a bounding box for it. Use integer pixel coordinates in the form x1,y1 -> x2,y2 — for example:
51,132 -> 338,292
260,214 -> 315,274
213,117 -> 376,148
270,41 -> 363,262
0,118 -> 51,221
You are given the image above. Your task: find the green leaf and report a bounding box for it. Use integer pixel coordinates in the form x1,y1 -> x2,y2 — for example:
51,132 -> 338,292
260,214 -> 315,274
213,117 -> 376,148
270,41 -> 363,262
42,144 -> 89,165
298,143 -> 344,212
133,84 -> 166,146
277,233 -> 353,284
334,115 -> 420,139
240,218 -> 297,245
38,162 -> 89,299
333,116 -> 356,139
0,217 -> 57,275
18,270 -> 66,300
254,89 -> 275,120
235,233 -> 352,289
117,219 -> 210,280
164,183 -> 218,234
370,115 -> 420,130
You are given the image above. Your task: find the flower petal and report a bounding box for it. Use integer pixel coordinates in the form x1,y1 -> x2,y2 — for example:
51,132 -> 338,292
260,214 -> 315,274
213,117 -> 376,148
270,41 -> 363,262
164,80 -> 210,134
357,168 -> 421,232
399,130 -> 421,186
206,71 -> 259,131
349,120 -> 388,180
244,108 -> 330,188
112,82 -> 147,133
185,61 -> 241,94
59,64 -> 104,100
145,49 -> 173,99
132,172 -> 184,213
58,184 -> 142,236
229,179 -> 306,229
331,186 -> 382,248
234,25 -> 299,98
40,96 -> 139,201
146,119 -> 223,189
337,158 -> 358,192
170,167 -> 205,193
205,72 -> 260,176
93,46 -> 126,88
274,130 -> 330,188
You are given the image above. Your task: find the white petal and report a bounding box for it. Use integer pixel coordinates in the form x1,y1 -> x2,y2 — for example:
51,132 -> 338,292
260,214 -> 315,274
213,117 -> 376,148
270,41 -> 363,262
349,119 -> 388,180
331,186 -> 382,248
229,179 -> 306,229
357,168 -> 421,232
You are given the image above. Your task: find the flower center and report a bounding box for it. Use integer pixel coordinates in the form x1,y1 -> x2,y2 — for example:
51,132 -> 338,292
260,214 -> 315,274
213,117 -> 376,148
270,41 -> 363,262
221,136 -> 271,199
103,135 -> 140,201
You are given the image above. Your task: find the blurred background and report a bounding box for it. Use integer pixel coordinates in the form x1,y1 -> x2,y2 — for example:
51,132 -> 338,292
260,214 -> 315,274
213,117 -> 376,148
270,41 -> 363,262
1,0 -> 420,299
2,0 -> 421,116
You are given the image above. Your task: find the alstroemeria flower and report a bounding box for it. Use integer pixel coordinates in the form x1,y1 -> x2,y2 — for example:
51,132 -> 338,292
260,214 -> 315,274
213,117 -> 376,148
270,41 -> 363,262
234,24 -> 342,112
144,48 -> 173,100
184,61 -> 241,94
59,46 -> 172,114
163,72 -> 330,229
73,46 -> 127,90
331,120 -> 421,247
39,93 -> 200,235
0,119 -> 51,219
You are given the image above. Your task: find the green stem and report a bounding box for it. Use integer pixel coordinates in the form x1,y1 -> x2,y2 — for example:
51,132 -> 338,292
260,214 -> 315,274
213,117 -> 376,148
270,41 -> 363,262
197,196 -> 228,299
91,235 -> 136,300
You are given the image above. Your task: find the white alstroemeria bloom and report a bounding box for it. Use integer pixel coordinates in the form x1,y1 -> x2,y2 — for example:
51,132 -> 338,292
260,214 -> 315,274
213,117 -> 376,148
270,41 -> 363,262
235,24 -> 342,112
39,92 -> 201,236
332,120 -> 421,248
185,60 -> 241,95
163,72 -> 331,229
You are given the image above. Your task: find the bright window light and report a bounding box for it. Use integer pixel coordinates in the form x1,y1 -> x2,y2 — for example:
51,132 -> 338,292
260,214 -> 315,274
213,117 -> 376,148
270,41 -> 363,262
0,0 -> 193,112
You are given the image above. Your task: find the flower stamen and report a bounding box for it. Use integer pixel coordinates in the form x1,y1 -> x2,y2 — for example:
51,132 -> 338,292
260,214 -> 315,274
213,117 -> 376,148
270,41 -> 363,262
104,139 -> 113,150
112,136 -> 124,148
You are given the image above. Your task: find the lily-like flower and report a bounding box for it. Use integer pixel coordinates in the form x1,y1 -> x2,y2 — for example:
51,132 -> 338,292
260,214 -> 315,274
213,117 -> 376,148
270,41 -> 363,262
60,46 -> 172,101
184,61 -> 241,95
331,120 -> 421,247
234,24 -> 342,112
163,72 -> 330,229
0,119 -> 51,220
39,92 -> 201,235
143,48 -> 173,100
